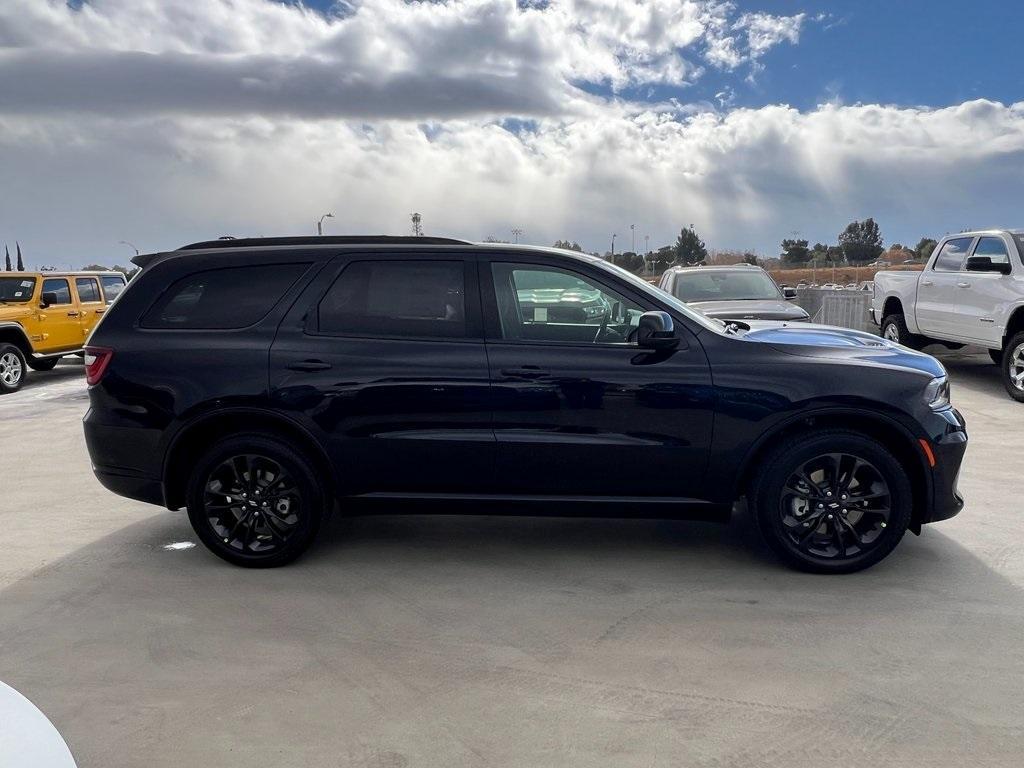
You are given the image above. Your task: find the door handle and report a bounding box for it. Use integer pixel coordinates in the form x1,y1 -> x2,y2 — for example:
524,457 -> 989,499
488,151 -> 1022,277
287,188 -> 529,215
920,280 -> 933,286
95,308 -> 106,315
500,366 -> 549,379
67,311 -> 80,317
957,282 -> 971,288
286,360 -> 332,372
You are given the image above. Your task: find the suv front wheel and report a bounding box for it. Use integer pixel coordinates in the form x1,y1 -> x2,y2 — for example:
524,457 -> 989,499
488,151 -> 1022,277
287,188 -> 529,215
750,430 -> 912,573
186,433 -> 327,567
0,343 -> 27,394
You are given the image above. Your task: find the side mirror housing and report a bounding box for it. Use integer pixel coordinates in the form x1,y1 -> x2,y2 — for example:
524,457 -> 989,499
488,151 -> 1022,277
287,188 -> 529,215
636,311 -> 679,350
783,286 -> 798,300
965,255 -> 1011,275
40,291 -> 57,309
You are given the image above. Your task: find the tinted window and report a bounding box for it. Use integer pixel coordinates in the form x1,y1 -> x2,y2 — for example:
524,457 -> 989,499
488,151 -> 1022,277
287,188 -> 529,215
75,277 -> 101,303
100,275 -> 126,303
142,263 -> 308,329
318,260 -> 466,338
669,269 -> 781,302
932,238 -> 973,272
973,236 -> 1010,266
42,278 -> 72,305
492,263 -> 643,344
0,276 -> 35,303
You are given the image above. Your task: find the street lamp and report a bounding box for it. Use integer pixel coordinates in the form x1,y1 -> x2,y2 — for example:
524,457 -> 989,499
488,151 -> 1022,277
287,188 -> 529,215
630,224 -> 635,253
610,233 -> 617,258
119,240 -> 139,256
317,213 -> 334,236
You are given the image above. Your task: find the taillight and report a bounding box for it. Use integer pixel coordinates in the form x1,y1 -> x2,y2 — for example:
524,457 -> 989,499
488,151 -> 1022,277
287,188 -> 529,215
84,346 -> 113,386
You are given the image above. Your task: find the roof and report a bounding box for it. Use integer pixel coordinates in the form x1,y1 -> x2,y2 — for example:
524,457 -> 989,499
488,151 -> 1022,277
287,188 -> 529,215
0,271 -> 125,278
664,263 -> 762,273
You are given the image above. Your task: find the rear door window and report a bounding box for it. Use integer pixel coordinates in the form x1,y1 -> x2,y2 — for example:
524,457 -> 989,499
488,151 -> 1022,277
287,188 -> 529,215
75,277 -> 102,303
932,237 -> 973,272
317,260 -> 466,339
141,263 -> 309,329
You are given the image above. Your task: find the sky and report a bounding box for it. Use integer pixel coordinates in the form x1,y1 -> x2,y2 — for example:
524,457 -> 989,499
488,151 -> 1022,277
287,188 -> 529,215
2,0 -> 1024,267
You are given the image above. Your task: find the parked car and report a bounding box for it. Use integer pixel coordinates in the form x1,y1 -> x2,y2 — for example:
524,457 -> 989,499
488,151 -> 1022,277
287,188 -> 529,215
0,270 -> 127,393
872,229 -> 1024,401
84,236 -> 967,573
657,264 -> 809,322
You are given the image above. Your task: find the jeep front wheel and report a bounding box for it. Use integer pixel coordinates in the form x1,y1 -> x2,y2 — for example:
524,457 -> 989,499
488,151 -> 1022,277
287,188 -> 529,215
0,343 -> 27,394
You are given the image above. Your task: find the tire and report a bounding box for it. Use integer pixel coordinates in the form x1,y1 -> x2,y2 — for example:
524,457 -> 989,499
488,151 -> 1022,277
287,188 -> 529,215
186,433 -> 327,567
1001,331 -> 1024,403
0,343 -> 27,394
27,357 -> 60,372
989,348 -> 1003,366
749,430 -> 913,574
880,313 -> 924,350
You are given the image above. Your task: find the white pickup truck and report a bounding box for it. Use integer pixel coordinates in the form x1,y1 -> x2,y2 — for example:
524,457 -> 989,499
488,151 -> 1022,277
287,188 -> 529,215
872,229 -> 1024,402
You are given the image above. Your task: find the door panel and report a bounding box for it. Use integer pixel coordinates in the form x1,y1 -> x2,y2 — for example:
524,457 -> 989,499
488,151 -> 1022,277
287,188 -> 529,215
37,277 -> 82,351
74,277 -> 106,340
916,237 -> 974,337
958,236 -> 1017,346
482,259 -> 714,499
268,254 -> 494,494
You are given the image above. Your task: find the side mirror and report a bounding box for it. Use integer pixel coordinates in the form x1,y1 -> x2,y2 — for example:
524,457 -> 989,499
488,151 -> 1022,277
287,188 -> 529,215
965,255 -> 1011,275
783,286 -> 798,300
40,291 -> 57,309
636,311 -> 679,350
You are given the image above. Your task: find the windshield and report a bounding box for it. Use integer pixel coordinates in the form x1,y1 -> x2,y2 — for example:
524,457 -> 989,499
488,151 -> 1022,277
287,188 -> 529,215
0,276 -> 36,303
590,259 -> 724,333
669,269 -> 782,302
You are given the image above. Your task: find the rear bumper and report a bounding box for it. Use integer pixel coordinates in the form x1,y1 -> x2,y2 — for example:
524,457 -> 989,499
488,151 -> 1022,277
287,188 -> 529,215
92,467 -> 164,507
84,409 -> 164,507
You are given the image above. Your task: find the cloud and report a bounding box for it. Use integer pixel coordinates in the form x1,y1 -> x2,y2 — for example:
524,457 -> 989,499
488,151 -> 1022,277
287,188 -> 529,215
0,0 -> 808,119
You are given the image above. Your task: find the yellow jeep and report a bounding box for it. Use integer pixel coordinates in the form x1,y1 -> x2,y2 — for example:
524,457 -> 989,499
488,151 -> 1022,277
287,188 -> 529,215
0,271 -> 127,393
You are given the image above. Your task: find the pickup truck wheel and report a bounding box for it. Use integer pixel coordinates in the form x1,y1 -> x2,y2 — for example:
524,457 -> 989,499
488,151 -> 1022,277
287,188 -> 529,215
750,431 -> 912,574
1001,332 -> 1024,403
0,343 -> 27,394
880,314 -> 923,350
27,357 -> 59,372
186,434 -> 327,567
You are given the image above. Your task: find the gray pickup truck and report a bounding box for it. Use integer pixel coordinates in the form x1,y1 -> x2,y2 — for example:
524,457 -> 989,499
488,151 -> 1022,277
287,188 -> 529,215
871,229 -> 1024,401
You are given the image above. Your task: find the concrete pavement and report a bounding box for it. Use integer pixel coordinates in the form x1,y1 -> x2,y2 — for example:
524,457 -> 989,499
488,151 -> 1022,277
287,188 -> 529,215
1,353 -> 1022,767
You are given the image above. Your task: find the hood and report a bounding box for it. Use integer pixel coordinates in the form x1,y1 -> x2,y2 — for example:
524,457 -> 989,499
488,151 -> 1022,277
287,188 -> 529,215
737,321 -> 946,378
690,299 -> 808,321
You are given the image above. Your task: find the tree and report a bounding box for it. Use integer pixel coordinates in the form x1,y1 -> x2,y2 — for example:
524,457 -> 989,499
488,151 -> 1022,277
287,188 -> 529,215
15,242 -> 24,271
650,245 -> 675,273
914,237 -> 938,262
4,245 -> 10,271
552,239 -> 583,252
780,238 -> 810,266
742,252 -> 758,265
674,225 -> 707,265
838,218 -> 884,265
612,251 -> 645,273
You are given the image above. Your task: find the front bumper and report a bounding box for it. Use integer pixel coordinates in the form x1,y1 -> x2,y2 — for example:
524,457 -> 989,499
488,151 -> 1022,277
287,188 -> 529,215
922,407 -> 967,524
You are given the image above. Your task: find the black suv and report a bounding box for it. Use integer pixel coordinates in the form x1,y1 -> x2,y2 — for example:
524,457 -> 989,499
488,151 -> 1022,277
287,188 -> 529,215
84,237 -> 967,573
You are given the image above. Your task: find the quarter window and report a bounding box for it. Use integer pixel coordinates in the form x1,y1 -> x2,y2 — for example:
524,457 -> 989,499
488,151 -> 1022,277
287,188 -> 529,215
317,260 -> 466,339
41,278 -> 72,305
932,238 -> 973,272
141,263 -> 309,329
973,236 -> 1010,266
491,263 -> 644,345
75,278 -> 102,303
100,276 -> 126,303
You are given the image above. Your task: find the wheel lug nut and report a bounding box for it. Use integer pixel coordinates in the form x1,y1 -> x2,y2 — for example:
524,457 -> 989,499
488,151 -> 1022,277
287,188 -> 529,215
817,503 -> 824,509
880,522 -> 887,528
841,509 -> 847,515
827,514 -> 833,519
841,494 -> 847,500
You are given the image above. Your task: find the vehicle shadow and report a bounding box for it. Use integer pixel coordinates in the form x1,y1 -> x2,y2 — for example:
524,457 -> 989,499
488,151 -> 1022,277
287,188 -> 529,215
1,506 -> 1022,767
16,358 -> 84,392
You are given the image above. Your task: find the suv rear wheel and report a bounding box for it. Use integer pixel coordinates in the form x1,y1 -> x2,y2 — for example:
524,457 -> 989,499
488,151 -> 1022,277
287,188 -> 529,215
0,343 -> 27,394
1001,331 -> 1024,403
186,434 -> 327,567
750,430 -> 912,573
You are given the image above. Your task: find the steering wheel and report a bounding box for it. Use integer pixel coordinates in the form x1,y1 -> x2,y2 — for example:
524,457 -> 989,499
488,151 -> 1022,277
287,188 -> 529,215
593,307 -> 611,343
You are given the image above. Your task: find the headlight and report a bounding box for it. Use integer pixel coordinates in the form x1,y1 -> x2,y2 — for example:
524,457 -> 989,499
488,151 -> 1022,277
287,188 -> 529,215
923,376 -> 950,410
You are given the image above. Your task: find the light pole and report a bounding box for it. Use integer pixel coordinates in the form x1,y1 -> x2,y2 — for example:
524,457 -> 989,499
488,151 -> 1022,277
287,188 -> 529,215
610,233 -> 617,259
644,235 -> 650,273
118,240 -> 139,257
317,212 -> 334,236
511,227 -> 523,244
630,224 -> 635,253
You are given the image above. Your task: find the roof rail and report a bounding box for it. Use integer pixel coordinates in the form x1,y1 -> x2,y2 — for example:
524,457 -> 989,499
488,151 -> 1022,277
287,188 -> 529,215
176,235 -> 472,251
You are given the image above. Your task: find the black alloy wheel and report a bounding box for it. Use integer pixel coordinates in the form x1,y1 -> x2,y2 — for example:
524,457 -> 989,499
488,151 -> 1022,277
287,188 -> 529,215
187,434 -> 325,567
751,430 -> 912,573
